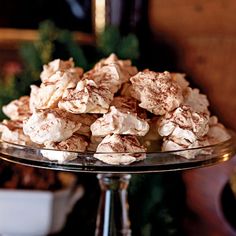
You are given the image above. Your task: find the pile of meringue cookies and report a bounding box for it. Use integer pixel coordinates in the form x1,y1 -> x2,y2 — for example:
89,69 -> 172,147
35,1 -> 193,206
0,54 -> 231,165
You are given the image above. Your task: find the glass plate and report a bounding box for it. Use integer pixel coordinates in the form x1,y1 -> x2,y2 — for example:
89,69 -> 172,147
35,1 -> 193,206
0,133 -> 235,173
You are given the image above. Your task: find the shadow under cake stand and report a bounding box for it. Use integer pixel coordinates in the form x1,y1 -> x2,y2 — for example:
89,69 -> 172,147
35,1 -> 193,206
0,137 -> 235,236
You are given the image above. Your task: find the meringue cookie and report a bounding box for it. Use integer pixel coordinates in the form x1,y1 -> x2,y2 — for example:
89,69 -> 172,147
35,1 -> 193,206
74,114 -> 99,136
29,85 -> 40,112
23,108 -> 82,144
2,96 -> 31,120
94,134 -> 146,165
171,73 -> 189,91
0,120 -> 32,145
90,106 -> 149,137
130,70 -> 183,115
33,71 -> 80,109
110,96 -> 147,118
111,96 -> 138,113
93,53 -> 138,83
158,105 -> 210,158
2,54 -> 231,164
158,105 -> 209,140
183,88 -> 210,114
40,58 -> 83,83
41,134 -> 88,163
84,64 -> 122,94
58,79 -> 114,114
207,116 -> 231,144
40,58 -> 73,82
162,138 -> 201,159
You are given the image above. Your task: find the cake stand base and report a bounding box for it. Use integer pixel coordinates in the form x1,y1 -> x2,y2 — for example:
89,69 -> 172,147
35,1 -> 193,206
95,174 -> 131,236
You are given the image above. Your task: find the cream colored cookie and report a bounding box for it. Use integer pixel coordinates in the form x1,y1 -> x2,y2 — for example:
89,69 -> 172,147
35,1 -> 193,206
91,106 -> 149,137
40,58 -> 83,83
93,53 -> 138,83
0,120 -> 32,145
110,96 -> 147,118
158,105 -> 209,141
94,134 -> 146,165
130,70 -> 183,115
171,73 -> 189,91
58,79 -> 114,114
31,71 -> 80,109
207,116 -> 231,144
162,138 -> 201,159
41,134 -> 88,163
2,96 -> 31,120
183,88 -> 210,114
23,108 -> 82,144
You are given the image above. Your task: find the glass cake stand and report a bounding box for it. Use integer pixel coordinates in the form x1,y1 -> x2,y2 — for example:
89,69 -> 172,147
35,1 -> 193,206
0,136 -> 235,236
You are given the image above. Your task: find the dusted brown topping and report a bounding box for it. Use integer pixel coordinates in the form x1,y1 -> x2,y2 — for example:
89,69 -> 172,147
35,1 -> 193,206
32,71 -> 80,110
94,134 -> 146,165
30,58 -> 83,110
1,119 -> 23,130
93,53 -> 138,83
171,73 -> 189,91
40,58 -> 83,83
110,96 -> 147,118
37,108 -> 84,123
158,105 -> 210,158
206,116 -> 231,144
45,134 -> 88,151
23,108 -> 82,144
82,53 -> 137,94
0,119 -> 32,145
130,70 -> 183,115
91,106 -> 149,137
41,134 -> 88,163
2,96 -> 31,121
161,138 -> 202,159
183,88 -> 210,114
59,79 -> 114,114
111,96 -> 137,113
40,58 -> 74,81
100,135 -> 144,152
84,64 -> 122,94
158,105 -> 209,139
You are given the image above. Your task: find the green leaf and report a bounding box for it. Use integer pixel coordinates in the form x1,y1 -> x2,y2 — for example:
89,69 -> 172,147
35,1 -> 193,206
97,26 -> 121,56
36,40 -> 54,64
67,42 -> 88,69
117,34 -> 139,60
38,20 -> 58,41
58,30 -> 88,69
19,43 -> 42,72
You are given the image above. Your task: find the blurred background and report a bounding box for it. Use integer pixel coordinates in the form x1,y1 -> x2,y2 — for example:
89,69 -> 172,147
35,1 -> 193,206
0,0 -> 236,235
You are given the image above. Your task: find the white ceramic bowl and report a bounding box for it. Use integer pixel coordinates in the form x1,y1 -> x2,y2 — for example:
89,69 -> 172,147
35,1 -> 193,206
0,172 -> 84,236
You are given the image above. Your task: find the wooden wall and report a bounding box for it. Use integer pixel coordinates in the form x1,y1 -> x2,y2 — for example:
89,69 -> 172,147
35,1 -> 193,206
149,0 -> 236,130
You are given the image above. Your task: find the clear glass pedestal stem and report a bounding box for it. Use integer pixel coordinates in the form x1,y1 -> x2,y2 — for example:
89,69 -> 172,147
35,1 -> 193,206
95,174 -> 131,236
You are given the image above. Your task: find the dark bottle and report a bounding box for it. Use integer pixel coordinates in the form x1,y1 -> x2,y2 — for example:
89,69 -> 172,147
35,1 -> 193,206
104,0 -> 178,71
